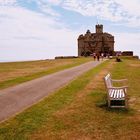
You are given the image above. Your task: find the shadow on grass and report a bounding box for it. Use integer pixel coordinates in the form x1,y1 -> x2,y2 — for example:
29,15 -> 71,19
89,89 -> 135,115
95,98 -> 132,114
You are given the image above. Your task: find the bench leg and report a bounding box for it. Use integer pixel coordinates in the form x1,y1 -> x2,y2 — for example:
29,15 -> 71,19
125,99 -> 128,108
108,99 -> 111,107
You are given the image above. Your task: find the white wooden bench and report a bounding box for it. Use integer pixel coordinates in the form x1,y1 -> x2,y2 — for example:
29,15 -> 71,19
104,74 -> 128,108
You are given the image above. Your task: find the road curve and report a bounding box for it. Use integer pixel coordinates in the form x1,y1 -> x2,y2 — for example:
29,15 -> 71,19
0,60 -> 104,122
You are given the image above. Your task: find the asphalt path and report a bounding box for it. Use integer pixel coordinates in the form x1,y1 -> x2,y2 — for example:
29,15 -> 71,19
0,60 -> 104,122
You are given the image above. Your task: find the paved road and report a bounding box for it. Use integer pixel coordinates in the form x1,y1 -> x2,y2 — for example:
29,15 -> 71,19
0,60 -> 104,122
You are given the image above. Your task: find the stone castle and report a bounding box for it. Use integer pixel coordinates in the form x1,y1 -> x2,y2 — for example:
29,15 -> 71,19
78,24 -> 115,56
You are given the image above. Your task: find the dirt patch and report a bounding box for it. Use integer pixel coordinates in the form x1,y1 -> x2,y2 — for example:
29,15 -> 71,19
129,64 -> 140,68
129,97 -> 136,103
128,97 -> 140,113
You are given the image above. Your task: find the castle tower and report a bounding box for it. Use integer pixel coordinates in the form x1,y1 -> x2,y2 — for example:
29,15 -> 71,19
96,24 -> 103,33
78,24 -> 114,56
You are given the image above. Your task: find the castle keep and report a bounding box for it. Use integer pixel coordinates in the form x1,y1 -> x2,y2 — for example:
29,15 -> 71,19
78,24 -> 114,56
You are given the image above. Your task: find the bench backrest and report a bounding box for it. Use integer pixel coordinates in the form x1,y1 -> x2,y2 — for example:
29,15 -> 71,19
104,74 -> 112,88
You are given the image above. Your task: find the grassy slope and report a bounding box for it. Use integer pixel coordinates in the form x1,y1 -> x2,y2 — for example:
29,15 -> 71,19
0,58 -> 140,140
0,60 -> 108,140
0,58 -> 92,89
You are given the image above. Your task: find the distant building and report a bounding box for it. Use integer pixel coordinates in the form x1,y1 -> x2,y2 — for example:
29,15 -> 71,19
122,51 -> 133,56
78,24 -> 115,56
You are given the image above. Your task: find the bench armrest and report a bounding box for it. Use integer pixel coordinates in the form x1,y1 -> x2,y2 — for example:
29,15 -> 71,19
108,86 -> 128,90
111,79 -> 128,82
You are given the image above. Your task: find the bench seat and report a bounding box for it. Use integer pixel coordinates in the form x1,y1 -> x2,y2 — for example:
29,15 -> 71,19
109,89 -> 125,99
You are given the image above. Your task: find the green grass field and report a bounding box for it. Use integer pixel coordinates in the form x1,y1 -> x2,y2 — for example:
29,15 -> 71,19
0,58 -> 140,140
0,58 -> 92,89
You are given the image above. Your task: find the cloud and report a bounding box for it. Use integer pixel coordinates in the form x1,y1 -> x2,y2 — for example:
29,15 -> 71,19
0,6 -> 58,39
0,4 -> 78,61
45,0 -> 62,5
0,0 -> 17,5
115,0 -> 140,16
17,0 -> 140,27
35,0 -> 60,17
58,0 -> 140,27
114,32 -> 140,57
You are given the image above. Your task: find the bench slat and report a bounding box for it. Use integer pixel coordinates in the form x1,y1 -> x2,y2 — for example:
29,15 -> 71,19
109,89 -> 112,96
113,90 -> 117,98
119,90 -> 121,98
119,90 -> 122,98
110,90 -> 114,97
116,90 -> 119,98
121,89 -> 125,98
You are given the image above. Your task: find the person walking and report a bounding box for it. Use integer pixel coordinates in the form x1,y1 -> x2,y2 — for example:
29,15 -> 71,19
93,53 -> 96,61
97,53 -> 100,61
101,53 -> 104,60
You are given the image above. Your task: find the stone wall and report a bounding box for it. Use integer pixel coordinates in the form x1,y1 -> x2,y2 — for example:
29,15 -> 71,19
122,51 -> 133,56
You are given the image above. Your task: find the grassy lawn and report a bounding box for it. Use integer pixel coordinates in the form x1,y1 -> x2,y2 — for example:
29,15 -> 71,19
0,58 -> 140,140
0,57 -> 92,89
